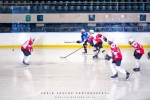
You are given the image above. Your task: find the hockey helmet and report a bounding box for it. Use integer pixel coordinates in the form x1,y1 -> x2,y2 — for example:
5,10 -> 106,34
147,52 -> 150,59
107,39 -> 113,45
30,37 -> 35,42
89,29 -> 94,35
128,39 -> 134,45
80,29 -> 85,33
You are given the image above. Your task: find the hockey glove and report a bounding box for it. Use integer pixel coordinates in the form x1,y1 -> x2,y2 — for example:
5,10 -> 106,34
133,50 -> 138,56
105,54 -> 111,61
89,42 -> 94,46
76,40 -> 81,43
147,52 -> 150,60
103,37 -> 107,42
29,48 -> 33,52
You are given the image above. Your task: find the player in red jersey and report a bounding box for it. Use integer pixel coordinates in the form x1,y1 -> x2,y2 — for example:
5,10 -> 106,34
88,30 -> 107,59
105,39 -> 131,80
128,39 -> 144,72
21,37 -> 35,65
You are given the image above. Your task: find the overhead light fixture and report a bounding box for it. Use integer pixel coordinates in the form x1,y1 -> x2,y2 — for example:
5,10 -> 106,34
106,15 -> 109,18
121,15 -> 124,18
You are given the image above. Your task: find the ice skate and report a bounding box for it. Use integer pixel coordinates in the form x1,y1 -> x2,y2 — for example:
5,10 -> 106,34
126,72 -> 131,80
133,68 -> 140,72
23,62 -> 29,66
82,51 -> 87,54
93,55 -> 98,59
22,60 -> 25,64
111,73 -> 118,80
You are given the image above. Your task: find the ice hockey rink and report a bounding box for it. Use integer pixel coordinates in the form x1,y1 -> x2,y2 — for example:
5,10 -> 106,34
0,48 -> 150,100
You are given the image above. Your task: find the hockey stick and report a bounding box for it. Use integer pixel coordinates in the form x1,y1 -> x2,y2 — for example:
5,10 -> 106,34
64,40 -> 77,43
60,47 -> 83,58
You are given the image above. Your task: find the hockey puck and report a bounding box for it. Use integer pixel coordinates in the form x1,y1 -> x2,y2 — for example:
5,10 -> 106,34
12,49 -> 14,51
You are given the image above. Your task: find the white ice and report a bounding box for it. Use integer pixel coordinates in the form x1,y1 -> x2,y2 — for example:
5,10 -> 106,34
0,48 -> 150,100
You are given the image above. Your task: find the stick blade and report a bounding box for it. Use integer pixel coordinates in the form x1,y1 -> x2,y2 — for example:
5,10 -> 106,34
60,56 -> 66,58
64,41 -> 76,43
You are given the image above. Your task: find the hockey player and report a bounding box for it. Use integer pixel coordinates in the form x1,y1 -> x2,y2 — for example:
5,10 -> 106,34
88,29 -> 107,59
128,39 -> 144,72
105,39 -> 131,80
21,37 -> 35,65
76,29 -> 90,54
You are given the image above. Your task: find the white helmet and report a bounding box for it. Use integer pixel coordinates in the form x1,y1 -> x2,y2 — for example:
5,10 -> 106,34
89,29 -> 94,34
128,39 -> 134,45
30,37 -> 35,42
80,29 -> 85,33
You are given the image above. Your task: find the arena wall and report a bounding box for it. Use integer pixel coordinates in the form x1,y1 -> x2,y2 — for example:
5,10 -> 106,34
0,32 -> 150,48
0,13 -> 149,23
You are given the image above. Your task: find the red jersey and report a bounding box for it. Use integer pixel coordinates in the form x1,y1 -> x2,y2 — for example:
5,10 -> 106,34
110,43 -> 122,61
131,42 -> 144,54
88,33 -> 102,45
21,39 -> 33,52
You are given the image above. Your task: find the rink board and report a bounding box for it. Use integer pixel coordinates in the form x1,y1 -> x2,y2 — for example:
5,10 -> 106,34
0,32 -> 150,48
0,44 -> 150,49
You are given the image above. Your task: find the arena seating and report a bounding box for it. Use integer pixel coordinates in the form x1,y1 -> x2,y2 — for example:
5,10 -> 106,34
0,23 -> 150,33
0,0 -> 150,32
0,0 -> 149,13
